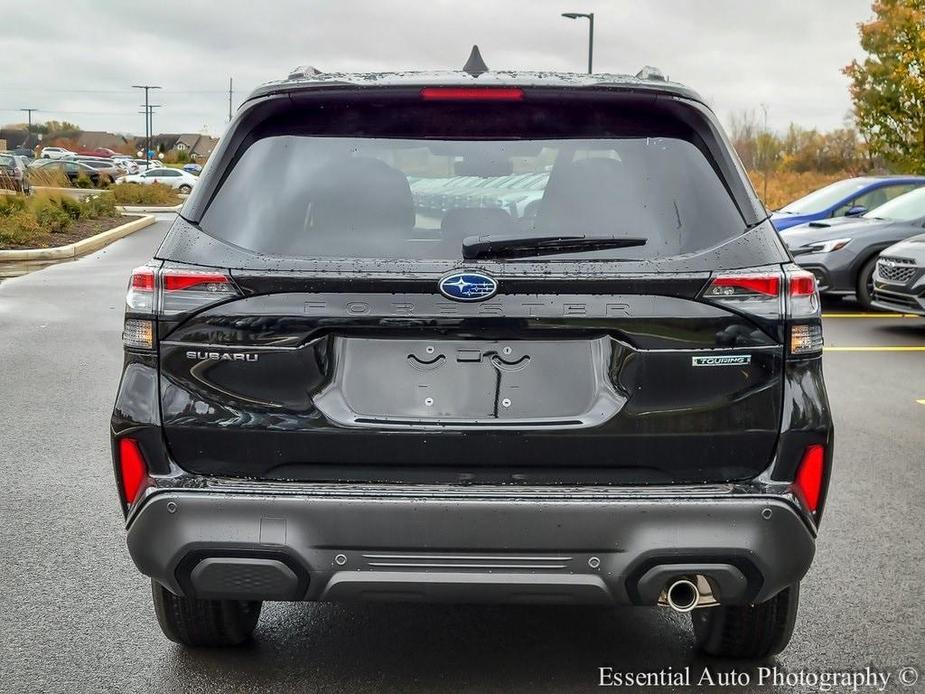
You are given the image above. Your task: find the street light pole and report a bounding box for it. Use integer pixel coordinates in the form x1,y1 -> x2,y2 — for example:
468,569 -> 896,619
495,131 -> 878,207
561,12 -> 594,74
132,84 -> 161,163
761,103 -> 769,202
139,105 -> 160,159
20,108 -> 38,151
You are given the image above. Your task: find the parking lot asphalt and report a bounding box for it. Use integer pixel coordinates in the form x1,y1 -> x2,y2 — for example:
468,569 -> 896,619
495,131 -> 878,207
1,216 -> 923,693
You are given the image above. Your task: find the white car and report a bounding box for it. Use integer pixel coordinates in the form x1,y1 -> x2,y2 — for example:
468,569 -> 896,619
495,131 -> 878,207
117,167 -> 197,193
39,146 -> 74,160
113,159 -> 139,175
132,159 -> 164,172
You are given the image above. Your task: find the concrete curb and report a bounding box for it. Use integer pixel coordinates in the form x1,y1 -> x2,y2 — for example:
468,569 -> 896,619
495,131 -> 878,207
117,204 -> 182,213
0,214 -> 156,278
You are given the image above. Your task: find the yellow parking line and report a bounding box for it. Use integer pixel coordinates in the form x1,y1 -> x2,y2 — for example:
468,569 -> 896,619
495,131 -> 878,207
917,400 -> 925,405
824,346 -> 925,352
821,313 -> 918,318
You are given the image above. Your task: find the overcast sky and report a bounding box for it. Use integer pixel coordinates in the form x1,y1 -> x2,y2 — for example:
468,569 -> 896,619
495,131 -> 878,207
1,0 -> 874,138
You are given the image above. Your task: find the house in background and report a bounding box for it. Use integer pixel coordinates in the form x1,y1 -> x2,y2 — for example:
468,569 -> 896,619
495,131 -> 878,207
173,134 -> 219,160
138,133 -> 220,161
76,131 -> 131,153
0,128 -> 40,151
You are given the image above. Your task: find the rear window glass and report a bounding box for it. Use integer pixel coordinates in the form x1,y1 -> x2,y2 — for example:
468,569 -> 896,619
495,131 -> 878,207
201,132 -> 746,261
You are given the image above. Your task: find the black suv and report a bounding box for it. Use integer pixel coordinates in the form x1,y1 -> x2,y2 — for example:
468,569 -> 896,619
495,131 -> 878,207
111,58 -> 833,658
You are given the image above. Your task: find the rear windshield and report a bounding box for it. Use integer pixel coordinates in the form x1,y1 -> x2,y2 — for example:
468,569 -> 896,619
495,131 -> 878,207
200,124 -> 746,262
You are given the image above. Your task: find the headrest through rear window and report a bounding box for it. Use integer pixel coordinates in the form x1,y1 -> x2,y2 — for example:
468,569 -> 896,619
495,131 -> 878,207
306,157 -> 414,233
533,158 -> 638,235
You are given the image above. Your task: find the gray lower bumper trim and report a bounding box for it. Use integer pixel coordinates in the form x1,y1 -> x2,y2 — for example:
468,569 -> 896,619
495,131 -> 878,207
127,490 -> 815,605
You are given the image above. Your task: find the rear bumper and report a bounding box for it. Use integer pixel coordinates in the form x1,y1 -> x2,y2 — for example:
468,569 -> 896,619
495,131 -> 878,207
126,482 -> 815,606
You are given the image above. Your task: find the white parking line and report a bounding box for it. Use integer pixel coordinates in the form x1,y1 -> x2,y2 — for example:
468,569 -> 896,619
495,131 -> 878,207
824,346 -> 925,352
822,313 -> 918,319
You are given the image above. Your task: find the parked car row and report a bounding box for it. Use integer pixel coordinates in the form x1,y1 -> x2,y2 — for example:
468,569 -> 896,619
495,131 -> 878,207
411,171 -> 550,218
0,153 -> 31,193
775,177 -> 925,312
117,166 -> 198,193
28,159 -> 108,187
9,148 -> 196,192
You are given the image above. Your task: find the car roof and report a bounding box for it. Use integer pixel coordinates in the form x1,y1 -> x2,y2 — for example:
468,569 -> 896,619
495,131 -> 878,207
246,69 -> 705,105
846,175 -> 925,184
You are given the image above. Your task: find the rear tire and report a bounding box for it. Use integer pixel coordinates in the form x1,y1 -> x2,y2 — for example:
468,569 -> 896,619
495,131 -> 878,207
178,184 -> 192,194
692,583 -> 799,659
151,579 -> 262,647
855,256 -> 878,310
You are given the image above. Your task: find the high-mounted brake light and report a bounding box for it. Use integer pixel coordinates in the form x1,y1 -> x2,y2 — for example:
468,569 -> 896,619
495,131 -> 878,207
118,438 -> 149,506
794,444 -> 826,514
706,274 -> 781,297
420,87 -> 525,101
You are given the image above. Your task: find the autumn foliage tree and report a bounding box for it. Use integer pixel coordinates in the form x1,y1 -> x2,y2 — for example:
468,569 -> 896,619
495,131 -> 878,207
844,0 -> 925,173
729,111 -> 870,174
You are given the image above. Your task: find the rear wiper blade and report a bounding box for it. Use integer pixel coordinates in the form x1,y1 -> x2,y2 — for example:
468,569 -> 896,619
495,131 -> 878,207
461,234 -> 647,260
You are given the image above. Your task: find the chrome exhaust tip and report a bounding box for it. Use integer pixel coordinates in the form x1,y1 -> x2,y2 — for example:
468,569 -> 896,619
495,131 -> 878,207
665,578 -> 700,613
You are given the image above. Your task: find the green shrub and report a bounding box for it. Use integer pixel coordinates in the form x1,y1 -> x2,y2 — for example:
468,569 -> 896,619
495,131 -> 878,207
109,182 -> 180,206
75,174 -> 95,189
0,191 -> 123,247
0,194 -> 28,217
26,167 -> 70,188
33,199 -> 72,233
59,196 -> 83,220
0,211 -> 42,245
84,192 -> 117,218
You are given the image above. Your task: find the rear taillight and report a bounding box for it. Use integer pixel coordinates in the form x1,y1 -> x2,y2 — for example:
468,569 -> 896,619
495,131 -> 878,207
793,444 -> 826,515
786,269 -> 823,357
701,268 -> 823,358
123,265 -> 238,349
160,268 -> 237,315
126,265 -> 155,312
122,318 -> 154,350
705,273 -> 781,298
701,271 -> 783,320
117,437 -> 149,505
124,265 -> 156,349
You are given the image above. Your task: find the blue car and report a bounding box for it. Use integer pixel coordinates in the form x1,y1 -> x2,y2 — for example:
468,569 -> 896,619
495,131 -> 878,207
770,176 -> 925,231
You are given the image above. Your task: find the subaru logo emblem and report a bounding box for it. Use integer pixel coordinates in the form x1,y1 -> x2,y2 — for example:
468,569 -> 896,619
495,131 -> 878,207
439,271 -> 498,302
